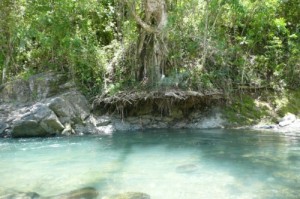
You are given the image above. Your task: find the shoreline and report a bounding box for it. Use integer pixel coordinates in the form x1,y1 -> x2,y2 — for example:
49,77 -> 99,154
1,72 -> 299,138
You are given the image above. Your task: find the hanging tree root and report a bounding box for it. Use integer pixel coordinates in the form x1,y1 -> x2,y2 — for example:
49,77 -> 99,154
92,90 -> 225,118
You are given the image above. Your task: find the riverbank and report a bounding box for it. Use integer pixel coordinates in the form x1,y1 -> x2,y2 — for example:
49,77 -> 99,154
1,72 -> 300,138
0,72 -> 227,138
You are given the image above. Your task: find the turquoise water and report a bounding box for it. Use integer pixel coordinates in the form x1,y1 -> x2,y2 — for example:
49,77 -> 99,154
0,129 -> 300,198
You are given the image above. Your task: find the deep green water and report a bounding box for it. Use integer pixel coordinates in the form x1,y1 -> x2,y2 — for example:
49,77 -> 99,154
0,129 -> 300,199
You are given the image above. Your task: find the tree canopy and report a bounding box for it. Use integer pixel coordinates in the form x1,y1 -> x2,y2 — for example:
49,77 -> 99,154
0,0 -> 299,96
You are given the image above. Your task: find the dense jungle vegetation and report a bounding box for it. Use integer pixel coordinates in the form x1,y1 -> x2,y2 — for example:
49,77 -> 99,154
0,0 -> 299,97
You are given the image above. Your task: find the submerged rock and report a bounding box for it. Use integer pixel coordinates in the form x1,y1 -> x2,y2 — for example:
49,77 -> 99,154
46,187 -> 99,199
106,192 -> 150,199
0,187 -> 98,199
176,164 -> 199,173
0,191 -> 40,199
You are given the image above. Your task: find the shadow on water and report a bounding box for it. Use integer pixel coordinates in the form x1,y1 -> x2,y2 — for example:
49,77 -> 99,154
104,129 -> 300,198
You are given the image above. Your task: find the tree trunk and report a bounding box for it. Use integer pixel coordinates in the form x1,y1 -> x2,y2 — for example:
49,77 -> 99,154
200,0 -> 209,70
126,0 -> 168,85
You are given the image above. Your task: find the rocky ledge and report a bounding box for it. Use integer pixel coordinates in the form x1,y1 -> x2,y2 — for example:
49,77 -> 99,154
0,72 -> 227,138
0,72 -> 96,138
1,72 -> 299,138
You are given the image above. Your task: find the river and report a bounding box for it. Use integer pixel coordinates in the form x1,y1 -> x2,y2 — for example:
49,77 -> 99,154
0,129 -> 300,198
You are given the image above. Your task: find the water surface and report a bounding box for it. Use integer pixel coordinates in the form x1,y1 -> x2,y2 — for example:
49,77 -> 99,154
0,129 -> 300,198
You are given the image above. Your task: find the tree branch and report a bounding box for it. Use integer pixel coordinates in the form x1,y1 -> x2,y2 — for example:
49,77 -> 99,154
124,0 -> 160,34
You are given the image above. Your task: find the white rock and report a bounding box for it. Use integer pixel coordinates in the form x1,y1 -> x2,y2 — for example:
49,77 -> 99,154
189,113 -> 225,129
279,113 -> 296,127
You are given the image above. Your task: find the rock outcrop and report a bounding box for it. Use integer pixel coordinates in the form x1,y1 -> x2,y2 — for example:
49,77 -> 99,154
9,103 -> 64,138
0,72 -> 94,138
0,72 -> 227,138
0,72 -> 71,103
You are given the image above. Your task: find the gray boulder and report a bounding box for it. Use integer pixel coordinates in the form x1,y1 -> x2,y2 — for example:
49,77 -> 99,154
40,113 -> 65,134
0,72 -> 94,137
0,122 -> 9,137
61,91 -> 90,121
11,103 -> 64,138
11,120 -> 47,138
0,79 -> 31,103
0,121 -> 8,131
0,73 -> 71,104
48,91 -> 90,125
28,72 -> 71,100
48,97 -> 76,124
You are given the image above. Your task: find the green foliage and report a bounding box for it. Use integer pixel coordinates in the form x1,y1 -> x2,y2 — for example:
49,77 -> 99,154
0,0 -> 299,96
225,88 -> 300,126
224,95 -> 270,126
16,68 -> 36,81
276,89 -> 300,117
0,0 -> 116,94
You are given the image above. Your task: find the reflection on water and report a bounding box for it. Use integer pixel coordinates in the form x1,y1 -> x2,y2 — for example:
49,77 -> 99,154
0,129 -> 300,198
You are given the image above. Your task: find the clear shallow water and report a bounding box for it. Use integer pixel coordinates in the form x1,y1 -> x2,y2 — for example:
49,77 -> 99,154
0,129 -> 300,199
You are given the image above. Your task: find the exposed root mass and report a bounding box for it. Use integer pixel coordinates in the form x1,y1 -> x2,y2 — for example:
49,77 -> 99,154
93,90 -> 224,117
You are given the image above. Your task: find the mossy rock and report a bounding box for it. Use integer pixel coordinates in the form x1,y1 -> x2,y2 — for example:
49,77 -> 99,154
0,79 -> 31,103
223,89 -> 300,127
169,108 -> 183,119
28,72 -> 69,100
0,72 -> 72,103
224,94 -> 270,126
